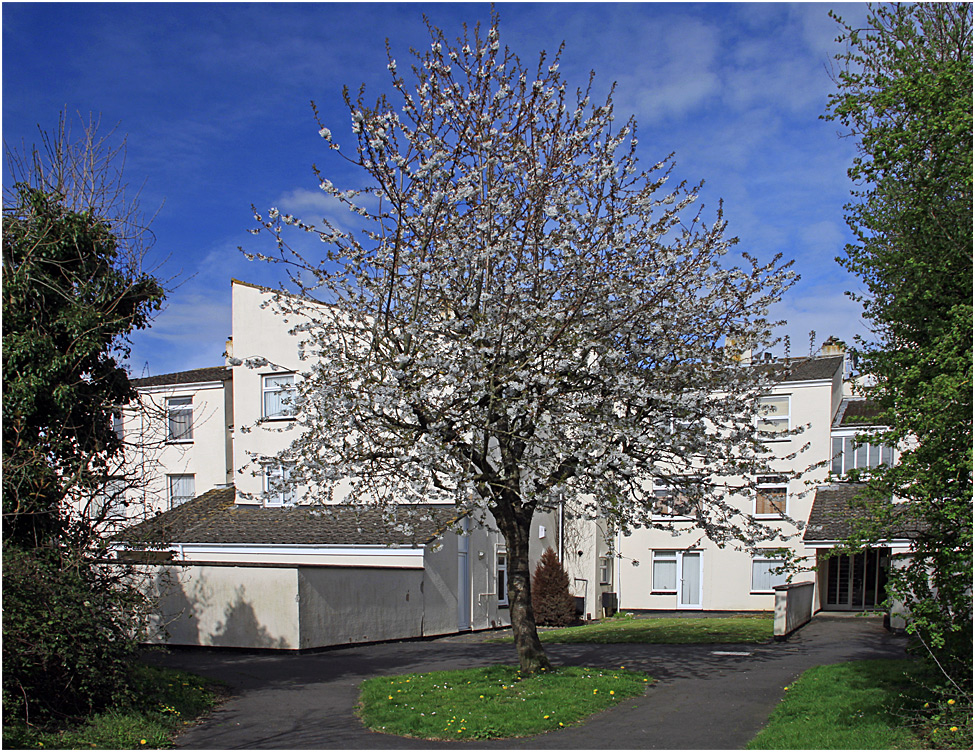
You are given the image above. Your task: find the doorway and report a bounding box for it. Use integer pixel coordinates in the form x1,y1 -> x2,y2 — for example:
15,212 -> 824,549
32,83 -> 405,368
821,548 -> 889,610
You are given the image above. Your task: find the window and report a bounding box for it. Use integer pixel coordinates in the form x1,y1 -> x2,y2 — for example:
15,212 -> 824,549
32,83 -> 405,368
652,550 -> 678,592
652,480 -> 697,518
599,556 -> 613,586
831,436 -> 895,476
755,476 -> 787,517
496,550 -> 508,606
112,410 -> 125,441
757,395 -> 789,436
752,557 -> 789,593
263,373 -> 296,419
168,474 -> 195,509
167,397 -> 193,442
263,463 -> 294,507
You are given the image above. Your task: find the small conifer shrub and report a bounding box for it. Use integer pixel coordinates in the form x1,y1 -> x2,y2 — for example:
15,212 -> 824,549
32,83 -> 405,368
531,548 -> 577,627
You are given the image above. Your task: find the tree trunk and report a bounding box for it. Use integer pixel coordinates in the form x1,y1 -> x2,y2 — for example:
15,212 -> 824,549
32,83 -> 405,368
502,514 -> 552,673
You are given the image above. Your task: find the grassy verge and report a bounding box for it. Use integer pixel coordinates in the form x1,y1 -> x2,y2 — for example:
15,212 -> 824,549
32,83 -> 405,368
3,664 -> 224,750
359,664 -> 650,740
493,614 -> 774,644
748,659 -> 972,750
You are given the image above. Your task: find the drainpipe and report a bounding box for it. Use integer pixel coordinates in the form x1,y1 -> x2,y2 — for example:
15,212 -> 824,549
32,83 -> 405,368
558,499 -> 564,563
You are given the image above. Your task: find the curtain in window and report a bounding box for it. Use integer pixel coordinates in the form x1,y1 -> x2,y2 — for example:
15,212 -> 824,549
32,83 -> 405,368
167,398 -> 193,441
263,375 -> 295,417
652,553 -> 677,591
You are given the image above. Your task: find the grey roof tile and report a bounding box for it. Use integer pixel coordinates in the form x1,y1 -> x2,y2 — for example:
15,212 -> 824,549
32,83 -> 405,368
132,366 -> 232,388
115,487 -> 464,548
803,483 -> 916,542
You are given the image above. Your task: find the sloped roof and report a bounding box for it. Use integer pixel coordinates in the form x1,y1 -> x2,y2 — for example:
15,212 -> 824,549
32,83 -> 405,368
115,487 -> 464,548
132,366 -> 232,388
804,483 -> 915,543
773,355 -> 843,383
833,398 -> 885,428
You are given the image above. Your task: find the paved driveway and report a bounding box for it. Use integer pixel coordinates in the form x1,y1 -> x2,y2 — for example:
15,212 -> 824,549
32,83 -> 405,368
146,614 -> 908,749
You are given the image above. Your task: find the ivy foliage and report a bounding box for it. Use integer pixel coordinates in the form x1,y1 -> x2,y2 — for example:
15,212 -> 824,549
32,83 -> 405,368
825,3 -> 972,683
2,183 -> 164,726
2,184 -> 163,548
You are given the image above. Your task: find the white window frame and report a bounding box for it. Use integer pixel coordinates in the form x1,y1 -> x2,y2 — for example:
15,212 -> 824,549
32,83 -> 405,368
167,474 -> 195,509
599,555 -> 613,586
757,394 -> 790,437
166,397 -> 193,442
751,556 -> 789,593
262,373 -> 296,419
496,548 -> 508,606
262,463 -> 294,507
831,434 -> 895,477
754,476 -> 788,518
651,550 -> 678,593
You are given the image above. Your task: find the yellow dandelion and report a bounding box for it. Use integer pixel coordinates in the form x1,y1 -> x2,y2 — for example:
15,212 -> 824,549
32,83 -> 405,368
784,687 -> 789,691
388,695 -> 393,700
950,727 -> 959,732
948,699 -> 956,705
610,690 -> 615,695
559,722 -> 564,727
593,689 -> 598,694
924,702 -> 930,708
479,695 -> 485,699
140,741 -> 147,746
544,715 -> 550,719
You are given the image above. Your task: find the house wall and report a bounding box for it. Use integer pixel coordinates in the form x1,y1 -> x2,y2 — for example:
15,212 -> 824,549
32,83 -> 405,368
147,563 -> 300,649
230,280 -> 308,504
614,369 -> 838,613
125,380 -> 232,516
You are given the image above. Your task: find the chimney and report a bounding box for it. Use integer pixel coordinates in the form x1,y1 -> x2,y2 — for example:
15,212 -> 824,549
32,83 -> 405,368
224,336 -> 234,366
725,337 -> 752,365
820,336 -> 846,357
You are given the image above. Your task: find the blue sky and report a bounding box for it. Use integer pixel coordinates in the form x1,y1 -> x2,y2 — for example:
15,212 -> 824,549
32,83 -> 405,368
3,1 -> 871,377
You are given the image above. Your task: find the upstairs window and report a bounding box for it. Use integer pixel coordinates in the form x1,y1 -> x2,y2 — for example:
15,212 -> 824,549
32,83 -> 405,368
757,395 -> 790,437
599,555 -> 613,586
263,463 -> 294,507
168,474 -> 195,509
652,479 -> 698,518
263,373 -> 296,419
167,397 -> 193,442
831,437 -> 895,476
755,476 -> 787,517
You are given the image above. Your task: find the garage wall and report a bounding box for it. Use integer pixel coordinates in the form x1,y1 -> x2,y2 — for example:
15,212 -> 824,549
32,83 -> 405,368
297,566 -> 425,648
149,564 -> 300,648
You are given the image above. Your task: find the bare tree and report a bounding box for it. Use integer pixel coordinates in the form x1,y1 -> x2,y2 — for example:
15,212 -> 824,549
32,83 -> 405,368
247,15 -> 795,671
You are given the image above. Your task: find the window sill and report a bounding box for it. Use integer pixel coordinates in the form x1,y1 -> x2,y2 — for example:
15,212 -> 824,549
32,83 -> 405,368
750,590 -> 776,595
166,440 -> 193,445
651,591 -> 677,595
752,514 -> 785,520
498,604 -> 509,610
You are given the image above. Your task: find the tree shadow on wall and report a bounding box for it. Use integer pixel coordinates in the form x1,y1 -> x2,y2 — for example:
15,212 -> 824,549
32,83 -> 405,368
211,585 -> 290,649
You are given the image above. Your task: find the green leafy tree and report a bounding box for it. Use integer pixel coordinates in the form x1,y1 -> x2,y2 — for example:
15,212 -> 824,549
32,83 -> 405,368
2,114 -> 164,727
531,548 -> 577,627
825,3 -> 972,686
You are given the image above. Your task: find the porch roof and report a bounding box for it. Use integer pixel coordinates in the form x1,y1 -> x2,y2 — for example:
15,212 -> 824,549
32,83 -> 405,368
116,486 -> 465,548
804,483 -> 917,546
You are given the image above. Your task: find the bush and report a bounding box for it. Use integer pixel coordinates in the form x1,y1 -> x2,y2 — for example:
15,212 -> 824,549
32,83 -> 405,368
1,544 -> 146,727
531,548 -> 577,627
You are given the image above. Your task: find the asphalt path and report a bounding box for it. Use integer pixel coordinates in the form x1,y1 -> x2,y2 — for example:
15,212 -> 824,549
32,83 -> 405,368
146,614 -> 909,749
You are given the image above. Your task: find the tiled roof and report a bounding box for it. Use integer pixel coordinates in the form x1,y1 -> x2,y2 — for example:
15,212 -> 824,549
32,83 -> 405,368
834,398 -> 885,428
115,487 -> 465,548
132,366 -> 232,388
775,355 -> 843,382
803,483 -> 915,542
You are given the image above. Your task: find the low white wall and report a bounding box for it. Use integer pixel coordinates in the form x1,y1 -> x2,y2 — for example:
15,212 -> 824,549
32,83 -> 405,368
149,564 -> 300,648
773,581 -> 815,639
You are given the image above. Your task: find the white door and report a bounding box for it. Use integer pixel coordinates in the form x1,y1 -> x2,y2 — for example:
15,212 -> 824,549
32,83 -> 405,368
677,551 -> 703,609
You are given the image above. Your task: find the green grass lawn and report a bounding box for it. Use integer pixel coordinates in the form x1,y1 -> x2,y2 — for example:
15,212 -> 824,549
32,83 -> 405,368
747,659 -> 972,750
494,614 -> 774,644
3,664 -> 223,750
359,664 -> 651,740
